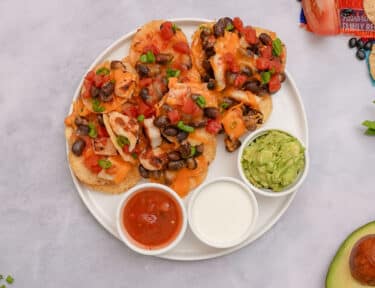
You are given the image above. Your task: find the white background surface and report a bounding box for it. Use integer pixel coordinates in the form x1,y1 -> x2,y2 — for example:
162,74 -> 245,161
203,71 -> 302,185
1,0 -> 374,287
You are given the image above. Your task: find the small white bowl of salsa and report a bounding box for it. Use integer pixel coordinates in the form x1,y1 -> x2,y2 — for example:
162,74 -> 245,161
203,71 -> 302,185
117,183 -> 187,256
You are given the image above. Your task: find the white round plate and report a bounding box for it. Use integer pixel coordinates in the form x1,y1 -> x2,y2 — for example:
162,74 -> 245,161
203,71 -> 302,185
67,18 -> 309,261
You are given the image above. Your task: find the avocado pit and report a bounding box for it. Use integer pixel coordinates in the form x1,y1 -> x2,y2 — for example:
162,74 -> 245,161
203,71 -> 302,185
349,235 -> 375,286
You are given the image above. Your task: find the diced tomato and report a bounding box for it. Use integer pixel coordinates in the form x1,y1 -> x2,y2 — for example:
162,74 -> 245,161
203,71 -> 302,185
102,75 -> 110,84
167,110 -> 180,124
242,26 -> 257,44
82,80 -> 92,98
138,100 -> 155,118
143,44 -> 160,55
268,74 -> 281,93
182,97 -> 200,115
173,41 -> 190,54
139,78 -> 153,87
123,145 -> 130,153
256,57 -> 270,71
160,21 -> 174,41
85,70 -> 95,82
122,106 -> 138,118
97,126 -> 109,137
260,46 -> 272,59
206,119 -> 222,134
233,17 -> 243,32
94,74 -> 104,87
83,151 -> 102,174
223,53 -> 239,73
269,59 -> 282,73
234,74 -> 247,88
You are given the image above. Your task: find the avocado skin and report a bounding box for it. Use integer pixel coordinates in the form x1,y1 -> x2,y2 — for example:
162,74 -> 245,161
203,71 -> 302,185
326,221 -> 375,288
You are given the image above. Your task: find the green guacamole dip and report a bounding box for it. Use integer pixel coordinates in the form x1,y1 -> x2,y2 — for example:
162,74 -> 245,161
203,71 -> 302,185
241,130 -> 305,192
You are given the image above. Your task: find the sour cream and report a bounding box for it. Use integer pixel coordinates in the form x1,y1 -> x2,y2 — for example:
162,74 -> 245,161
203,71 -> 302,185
188,177 -> 258,248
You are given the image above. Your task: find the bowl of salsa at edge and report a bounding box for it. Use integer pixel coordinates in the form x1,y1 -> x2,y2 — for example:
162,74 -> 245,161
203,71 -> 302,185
117,183 -> 187,255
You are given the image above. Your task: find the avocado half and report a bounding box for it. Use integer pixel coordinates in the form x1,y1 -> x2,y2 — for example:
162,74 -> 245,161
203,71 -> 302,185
326,221 -> 375,287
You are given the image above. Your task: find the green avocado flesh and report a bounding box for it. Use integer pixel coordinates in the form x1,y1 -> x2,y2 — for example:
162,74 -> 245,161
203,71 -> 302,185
326,221 -> 375,288
241,130 -> 305,192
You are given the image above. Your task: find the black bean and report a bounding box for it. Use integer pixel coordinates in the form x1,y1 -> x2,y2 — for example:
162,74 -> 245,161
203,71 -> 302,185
207,79 -> 216,90
140,87 -> 151,103
75,116 -> 88,126
138,165 -> 150,178
179,143 -> 192,158
167,160 -> 185,170
110,60 -> 126,70
259,33 -> 273,46
90,86 -> 100,98
195,144 -> 204,157
357,39 -> 365,49
72,138 -> 86,156
201,75 -> 210,82
243,80 -> 261,93
213,17 -> 233,38
176,131 -> 188,142
205,47 -> 215,58
99,89 -> 113,102
221,97 -> 236,109
154,115 -> 170,128
136,63 -> 150,78
101,82 -> 114,96
202,59 -> 213,75
97,114 -> 105,126
156,53 -> 173,65
365,41 -> 373,51
348,38 -> 357,48
163,126 -> 179,136
356,49 -> 366,60
77,125 -> 89,136
186,158 -> 197,170
243,115 -> 258,131
190,119 -> 207,128
167,151 -> 181,161
204,107 -> 219,119
247,44 -> 260,55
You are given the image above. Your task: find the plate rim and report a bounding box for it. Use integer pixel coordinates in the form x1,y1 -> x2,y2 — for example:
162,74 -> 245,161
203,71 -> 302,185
66,18 -> 309,261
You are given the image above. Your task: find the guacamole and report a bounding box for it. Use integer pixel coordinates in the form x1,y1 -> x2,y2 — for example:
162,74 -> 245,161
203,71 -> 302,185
241,130 -> 305,192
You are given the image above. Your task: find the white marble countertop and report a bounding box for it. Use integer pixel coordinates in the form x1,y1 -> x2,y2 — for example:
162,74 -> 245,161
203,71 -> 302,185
1,0 -> 375,287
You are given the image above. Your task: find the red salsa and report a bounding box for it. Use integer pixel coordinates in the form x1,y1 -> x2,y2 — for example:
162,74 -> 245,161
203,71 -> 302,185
122,188 -> 182,249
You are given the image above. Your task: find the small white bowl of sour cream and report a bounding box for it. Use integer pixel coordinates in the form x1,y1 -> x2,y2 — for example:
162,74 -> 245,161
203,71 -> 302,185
188,177 -> 258,249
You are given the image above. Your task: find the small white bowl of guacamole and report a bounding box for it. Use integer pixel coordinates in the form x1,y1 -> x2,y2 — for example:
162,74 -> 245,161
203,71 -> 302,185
238,128 -> 308,197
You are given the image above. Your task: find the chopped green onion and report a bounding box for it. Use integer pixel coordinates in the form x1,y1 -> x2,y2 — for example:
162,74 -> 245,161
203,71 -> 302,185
88,123 -> 97,138
189,146 -> 196,157
5,275 -> 14,284
272,38 -> 282,57
110,79 -> 116,84
177,121 -> 195,133
92,99 -> 105,113
225,23 -> 234,31
172,23 -> 180,32
220,102 -> 230,109
146,51 -> 155,63
269,68 -> 275,74
199,24 -> 206,30
116,135 -> 130,148
0,275 -> 3,280
98,159 -> 112,169
166,68 -> 181,78
195,95 -> 206,108
362,120 -> 375,130
137,114 -> 145,122
140,54 -> 148,63
261,71 -> 271,84
131,153 -> 138,159
96,67 -> 110,76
